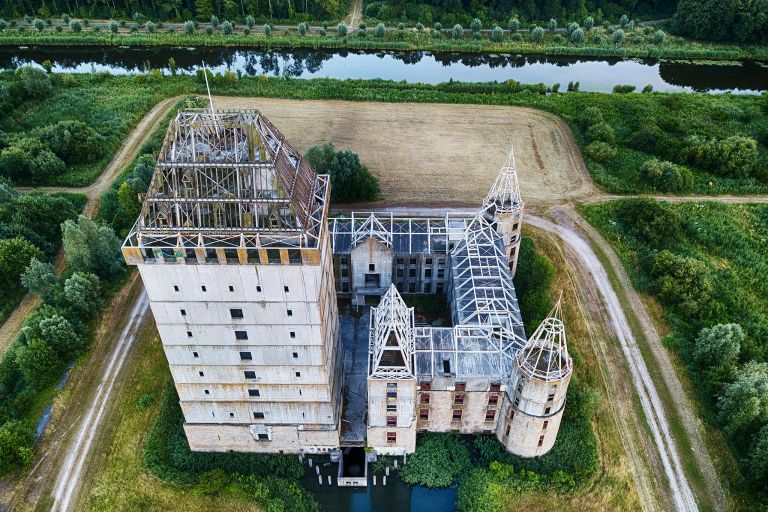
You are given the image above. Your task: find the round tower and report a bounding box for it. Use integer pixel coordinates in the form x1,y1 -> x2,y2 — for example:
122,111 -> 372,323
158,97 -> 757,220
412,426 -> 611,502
496,299 -> 573,457
482,150 -> 524,277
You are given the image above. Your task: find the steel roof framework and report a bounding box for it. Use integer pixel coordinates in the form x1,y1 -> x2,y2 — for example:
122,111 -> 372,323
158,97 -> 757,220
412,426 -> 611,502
368,285 -> 416,380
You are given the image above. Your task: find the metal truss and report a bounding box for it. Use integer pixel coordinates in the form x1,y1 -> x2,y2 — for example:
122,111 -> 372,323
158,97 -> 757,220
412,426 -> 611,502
351,213 -> 392,248
368,285 -> 416,380
123,109 -> 329,252
517,299 -> 573,382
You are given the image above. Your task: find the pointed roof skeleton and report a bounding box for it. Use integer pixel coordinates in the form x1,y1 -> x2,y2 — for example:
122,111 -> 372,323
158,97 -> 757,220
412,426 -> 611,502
483,149 -> 524,215
517,295 -> 573,382
369,284 -> 416,380
352,212 -> 392,248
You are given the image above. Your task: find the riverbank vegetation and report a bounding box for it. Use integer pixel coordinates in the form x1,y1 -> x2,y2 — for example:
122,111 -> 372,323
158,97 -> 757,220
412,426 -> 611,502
582,199 -> 768,508
0,20 -> 766,61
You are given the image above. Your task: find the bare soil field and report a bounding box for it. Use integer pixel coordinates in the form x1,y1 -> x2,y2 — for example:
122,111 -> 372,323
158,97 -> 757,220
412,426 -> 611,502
215,97 -> 597,205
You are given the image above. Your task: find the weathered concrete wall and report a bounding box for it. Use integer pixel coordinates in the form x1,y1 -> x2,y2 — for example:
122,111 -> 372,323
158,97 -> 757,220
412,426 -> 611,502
367,425 -> 416,455
351,238 -> 393,304
184,423 -> 339,453
367,379 -> 417,453
415,377 -> 503,434
493,210 -> 523,277
495,394 -> 565,457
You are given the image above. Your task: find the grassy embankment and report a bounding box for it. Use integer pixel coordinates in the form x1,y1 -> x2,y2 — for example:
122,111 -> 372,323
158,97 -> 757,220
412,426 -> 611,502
1,23 -> 767,61
581,200 -> 768,510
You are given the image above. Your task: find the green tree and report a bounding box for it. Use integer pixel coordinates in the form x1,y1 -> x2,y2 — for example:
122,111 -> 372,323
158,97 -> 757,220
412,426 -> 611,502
221,20 -> 233,34
63,271 -> 103,317
245,15 -> 255,28
452,24 -> 463,39
491,25 -> 502,42
15,337 -> 62,388
117,181 -> 142,221
0,420 -> 34,475
185,20 -> 195,33
39,314 -> 82,359
748,424 -> 768,485
570,27 -> 584,43
21,258 -> 56,297
37,120 -> 106,165
297,22 -> 307,35
0,138 -> 65,185
650,250 -> 715,319
693,323 -> 743,369
639,159 -> 693,193
14,66 -> 52,98
584,16 -> 594,30
619,14 -> 629,27
210,15 -> 220,28
547,18 -> 557,31
508,18 -> 519,32
612,29 -> 625,43
531,26 -> 544,41
0,237 -> 42,288
614,198 -> 681,246
304,143 -> 380,203
470,18 -> 482,34
33,18 -> 45,31
109,20 -> 118,33
145,20 -> 156,33
717,362 -> 768,442
61,215 -> 124,279
375,22 -> 385,37
70,19 -> 82,32
673,0 -> 768,43
337,23 -> 347,36
168,57 -> 177,76
652,29 -> 665,44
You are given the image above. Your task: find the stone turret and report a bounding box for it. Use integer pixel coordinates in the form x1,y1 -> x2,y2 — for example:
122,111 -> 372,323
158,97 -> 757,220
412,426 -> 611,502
483,150 -> 524,276
496,299 -> 572,457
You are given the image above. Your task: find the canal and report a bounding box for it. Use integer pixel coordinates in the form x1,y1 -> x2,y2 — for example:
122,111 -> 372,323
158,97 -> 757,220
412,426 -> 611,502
0,45 -> 766,93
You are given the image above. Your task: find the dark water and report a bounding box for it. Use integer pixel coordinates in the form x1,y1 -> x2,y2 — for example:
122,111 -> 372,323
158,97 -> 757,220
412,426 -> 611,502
300,456 -> 457,512
1,45 -> 766,93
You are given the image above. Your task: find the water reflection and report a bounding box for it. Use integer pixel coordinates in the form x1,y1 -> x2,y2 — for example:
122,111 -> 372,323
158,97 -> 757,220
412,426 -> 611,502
0,46 -> 764,93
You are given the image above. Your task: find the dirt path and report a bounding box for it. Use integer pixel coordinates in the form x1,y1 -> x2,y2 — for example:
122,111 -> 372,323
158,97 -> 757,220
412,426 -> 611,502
0,97 -> 179,359
343,0 -> 363,28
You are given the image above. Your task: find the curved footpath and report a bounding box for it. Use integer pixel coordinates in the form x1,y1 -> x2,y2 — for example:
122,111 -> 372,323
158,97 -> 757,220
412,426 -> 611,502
2,95 -> 761,511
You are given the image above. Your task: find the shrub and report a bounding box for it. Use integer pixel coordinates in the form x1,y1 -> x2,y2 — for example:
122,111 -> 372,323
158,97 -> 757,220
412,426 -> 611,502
653,29 -> 666,44
69,19 -> 81,32
613,198 -> 681,246
205,26 -> 213,35
0,420 -> 34,475
184,20 -> 195,34
297,22 -> 307,36
570,28 -> 584,43
640,159 -> 693,193
304,143 -> 379,203
21,258 -> 56,298
531,26 -> 544,42
0,20 -> 6,31
584,16 -> 594,30
433,22 -> 442,31
470,18 -> 482,33
642,84 -> 654,93
650,250 -> 715,319
264,24 -> 271,36
567,22 -> 579,35
619,14 -> 629,28
547,18 -> 557,31
109,20 -> 118,33
221,20 -> 233,35
61,215 -> 124,279
0,138 -> 64,184
14,66 -> 52,98
585,141 -> 617,163
210,15 -> 219,28
337,23 -> 347,37
36,120 -> 107,164
15,337 -> 62,389
145,20 -> 155,33
33,18 -> 45,31
612,84 -> 636,93
375,22 -> 385,38
0,237 -> 41,290
452,24 -> 463,39
515,237 -> 555,334
694,324 -> 742,370
399,433 -> 470,487
508,18 -> 519,32
491,25 -> 503,42
245,15 -> 255,28
63,271 -> 103,317
717,362 -> 768,446
585,121 -> 615,143
612,29 -> 625,43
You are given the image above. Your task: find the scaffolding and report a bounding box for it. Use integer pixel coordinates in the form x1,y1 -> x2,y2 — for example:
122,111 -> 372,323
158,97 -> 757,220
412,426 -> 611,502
483,150 -> 524,218
368,285 -> 416,380
517,299 -> 573,382
123,109 -> 330,254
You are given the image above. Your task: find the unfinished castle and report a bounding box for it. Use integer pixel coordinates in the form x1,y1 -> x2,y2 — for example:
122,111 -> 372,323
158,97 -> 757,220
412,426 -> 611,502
122,109 -> 573,462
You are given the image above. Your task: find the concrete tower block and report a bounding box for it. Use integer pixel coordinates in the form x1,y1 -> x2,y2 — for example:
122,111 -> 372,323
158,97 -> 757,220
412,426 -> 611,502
497,299 -> 573,457
483,150 -> 525,276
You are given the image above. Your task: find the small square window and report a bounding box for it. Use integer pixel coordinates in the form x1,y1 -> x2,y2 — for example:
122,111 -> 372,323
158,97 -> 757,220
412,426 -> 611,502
193,351 -> 199,358
256,285 -> 262,292
248,389 -> 260,397
201,285 -> 207,292
204,389 -> 210,395
485,410 -> 496,421
287,309 -> 293,317
284,286 -> 289,292
409,258 -> 416,265
239,351 -> 253,360
244,370 -> 257,379
180,309 -> 186,316
420,394 -> 430,404
419,409 -> 429,420
386,416 -> 397,427
295,371 -> 301,377
489,383 -> 501,392
198,371 -> 204,377
229,285 -> 234,292
230,308 -> 244,319
229,412 -> 235,417
544,407 -> 551,415
386,403 -> 397,412
455,382 -> 466,392
452,410 -> 462,420
488,395 -> 499,405
173,285 -> 179,292
387,432 -> 397,443
454,394 -> 465,405
235,330 -> 248,340
420,382 -> 431,391
253,412 -> 265,419
293,352 -> 299,358
290,331 -> 296,338
187,331 -> 193,338
257,433 -> 269,441
368,263 -> 375,272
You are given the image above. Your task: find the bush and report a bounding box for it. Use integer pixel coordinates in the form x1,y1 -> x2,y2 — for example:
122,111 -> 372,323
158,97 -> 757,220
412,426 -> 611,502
337,23 -> 347,37
650,250 -> 715,319
547,18 -> 557,31
491,25 -> 503,42
69,19 -> 81,32
567,22 -> 579,35
694,324 -> 742,370
221,20 -> 233,35
508,18 -> 519,32
515,237 -> 555,334
304,143 -> 379,203
0,138 -> 64,185
653,29 -> 666,44
619,14 -> 629,28
184,20 -> 195,34
245,15 -> 255,28
36,120 -> 106,164
452,24 -> 463,39
612,29 -> 625,43
0,420 -> 34,475
375,22 -> 385,38
297,22 -> 307,36
145,20 -> 155,33
585,141 -> 617,163
61,215 -> 124,279
570,28 -> 584,43
210,15 -> 219,28
399,433 -> 470,487
584,16 -> 594,30
639,159 -> 693,193
14,66 -> 52,99
585,121 -> 615,143
470,18 -> 482,33
613,198 -> 681,246
263,24 -> 271,36
531,26 -> 544,42
612,84 -> 636,93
